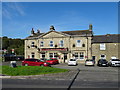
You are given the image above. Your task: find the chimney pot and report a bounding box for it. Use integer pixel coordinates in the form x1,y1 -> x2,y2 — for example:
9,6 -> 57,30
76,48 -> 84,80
50,25 -> 55,31
37,29 -> 40,33
31,28 -> 35,36
89,24 -> 92,31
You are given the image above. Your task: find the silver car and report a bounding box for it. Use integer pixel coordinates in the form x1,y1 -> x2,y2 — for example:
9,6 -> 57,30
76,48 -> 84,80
109,59 -> 120,67
68,59 -> 77,66
85,59 -> 95,66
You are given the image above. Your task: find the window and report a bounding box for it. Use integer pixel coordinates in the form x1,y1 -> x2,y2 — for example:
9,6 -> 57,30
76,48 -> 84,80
49,53 -> 53,58
82,44 -> 85,47
100,54 -> 106,59
41,53 -> 45,58
31,52 -> 35,58
31,42 -> 34,47
59,40 -> 64,47
49,41 -> 54,47
40,41 -> 44,47
80,52 -> 84,60
74,52 -> 84,60
54,53 -> 58,58
74,53 -> 78,59
76,40 -> 82,47
49,53 -> 58,58
100,43 -> 106,50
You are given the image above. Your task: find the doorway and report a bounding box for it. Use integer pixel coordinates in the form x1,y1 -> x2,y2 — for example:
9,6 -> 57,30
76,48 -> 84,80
92,56 -> 95,60
64,53 -> 67,63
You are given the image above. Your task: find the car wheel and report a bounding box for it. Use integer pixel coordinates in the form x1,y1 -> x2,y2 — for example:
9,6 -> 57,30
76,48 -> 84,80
109,64 -> 112,67
25,64 -> 28,66
40,64 -> 44,67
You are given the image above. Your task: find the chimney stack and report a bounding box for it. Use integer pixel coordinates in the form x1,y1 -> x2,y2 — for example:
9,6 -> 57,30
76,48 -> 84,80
37,29 -> 40,33
50,25 -> 55,31
31,28 -> 35,36
89,24 -> 92,31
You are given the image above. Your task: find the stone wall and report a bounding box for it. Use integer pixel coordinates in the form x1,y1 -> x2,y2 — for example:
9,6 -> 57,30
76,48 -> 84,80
92,43 -> 119,62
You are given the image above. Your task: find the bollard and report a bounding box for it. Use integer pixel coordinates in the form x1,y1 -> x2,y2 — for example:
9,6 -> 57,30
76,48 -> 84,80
10,61 -> 17,68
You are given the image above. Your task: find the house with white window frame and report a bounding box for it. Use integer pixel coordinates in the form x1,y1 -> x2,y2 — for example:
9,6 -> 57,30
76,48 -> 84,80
92,34 -> 120,62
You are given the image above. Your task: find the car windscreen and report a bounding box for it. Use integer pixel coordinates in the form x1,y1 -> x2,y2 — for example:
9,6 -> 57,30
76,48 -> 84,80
25,59 -> 38,61
99,59 -> 107,62
86,60 -> 93,61
111,59 -> 120,61
70,59 -> 76,61
46,59 -> 52,61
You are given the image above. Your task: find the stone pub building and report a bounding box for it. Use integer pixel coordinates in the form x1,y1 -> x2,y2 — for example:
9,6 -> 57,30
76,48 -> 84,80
25,25 -> 119,63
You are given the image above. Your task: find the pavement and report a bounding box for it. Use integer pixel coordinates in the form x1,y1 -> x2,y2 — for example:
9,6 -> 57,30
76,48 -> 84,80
0,70 -> 78,80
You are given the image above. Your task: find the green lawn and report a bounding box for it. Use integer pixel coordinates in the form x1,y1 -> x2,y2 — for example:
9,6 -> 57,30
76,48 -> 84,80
0,56 -> 3,61
0,57 -> 2,74
0,66 -> 1,74
2,66 -> 69,76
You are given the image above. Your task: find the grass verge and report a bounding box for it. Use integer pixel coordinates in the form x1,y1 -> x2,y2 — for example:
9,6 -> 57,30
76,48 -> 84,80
2,66 -> 69,76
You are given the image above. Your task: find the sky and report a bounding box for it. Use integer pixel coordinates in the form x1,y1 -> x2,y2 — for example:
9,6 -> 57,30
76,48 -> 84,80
2,2 -> 118,39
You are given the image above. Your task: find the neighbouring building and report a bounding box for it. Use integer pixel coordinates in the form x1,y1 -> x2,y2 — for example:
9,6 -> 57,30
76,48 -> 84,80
92,34 -> 120,61
25,25 -> 93,63
25,25 -> 120,63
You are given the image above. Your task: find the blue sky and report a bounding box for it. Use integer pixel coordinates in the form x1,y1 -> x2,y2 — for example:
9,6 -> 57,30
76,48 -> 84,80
2,2 -> 118,39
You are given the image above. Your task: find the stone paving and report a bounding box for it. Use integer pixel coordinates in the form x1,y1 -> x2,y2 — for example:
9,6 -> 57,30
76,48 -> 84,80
8,70 -> 77,80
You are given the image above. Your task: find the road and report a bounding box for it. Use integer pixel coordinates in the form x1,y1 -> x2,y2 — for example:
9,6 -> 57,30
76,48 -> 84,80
2,61 -> 120,89
53,64 -> 119,88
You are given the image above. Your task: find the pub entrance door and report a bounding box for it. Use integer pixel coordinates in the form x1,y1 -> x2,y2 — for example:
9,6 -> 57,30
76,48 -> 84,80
63,53 -> 67,63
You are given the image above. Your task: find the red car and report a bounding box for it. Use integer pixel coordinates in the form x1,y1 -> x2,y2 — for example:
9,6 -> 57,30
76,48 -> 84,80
45,58 -> 59,65
22,58 -> 51,67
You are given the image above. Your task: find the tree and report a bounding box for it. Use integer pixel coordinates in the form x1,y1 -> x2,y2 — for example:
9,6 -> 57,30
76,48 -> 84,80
2,36 -> 24,55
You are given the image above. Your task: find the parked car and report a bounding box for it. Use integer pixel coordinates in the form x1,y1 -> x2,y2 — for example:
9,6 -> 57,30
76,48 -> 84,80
68,59 -> 77,66
45,58 -> 59,65
3,54 -> 24,61
85,59 -> 95,66
97,59 -> 109,67
109,59 -> 120,67
22,58 -> 51,67
50,58 -> 59,64
40,58 -> 47,62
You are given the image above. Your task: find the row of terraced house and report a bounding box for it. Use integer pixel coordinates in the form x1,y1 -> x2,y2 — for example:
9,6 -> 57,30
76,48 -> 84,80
25,25 -> 120,63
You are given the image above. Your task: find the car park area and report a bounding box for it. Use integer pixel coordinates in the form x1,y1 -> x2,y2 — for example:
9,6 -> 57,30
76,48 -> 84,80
48,63 -> 119,88
2,61 -> 119,88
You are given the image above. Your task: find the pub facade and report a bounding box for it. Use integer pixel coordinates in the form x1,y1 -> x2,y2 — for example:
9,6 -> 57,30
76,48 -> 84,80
25,25 -> 93,63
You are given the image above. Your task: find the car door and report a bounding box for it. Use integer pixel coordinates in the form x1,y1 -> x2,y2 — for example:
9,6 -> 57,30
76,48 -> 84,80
35,60 -> 43,66
29,59 -> 37,66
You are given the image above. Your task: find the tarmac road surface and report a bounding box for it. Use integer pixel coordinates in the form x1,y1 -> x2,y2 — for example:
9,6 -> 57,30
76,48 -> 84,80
2,61 -> 120,89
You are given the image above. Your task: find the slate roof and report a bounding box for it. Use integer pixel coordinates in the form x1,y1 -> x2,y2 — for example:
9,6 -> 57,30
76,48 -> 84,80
62,30 -> 92,36
25,30 -> 93,39
25,33 -> 44,39
92,34 -> 120,43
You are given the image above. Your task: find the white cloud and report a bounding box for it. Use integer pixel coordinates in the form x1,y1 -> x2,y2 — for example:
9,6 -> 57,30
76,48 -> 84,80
2,7 -> 12,19
2,2 -> 25,19
14,3 -> 25,16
